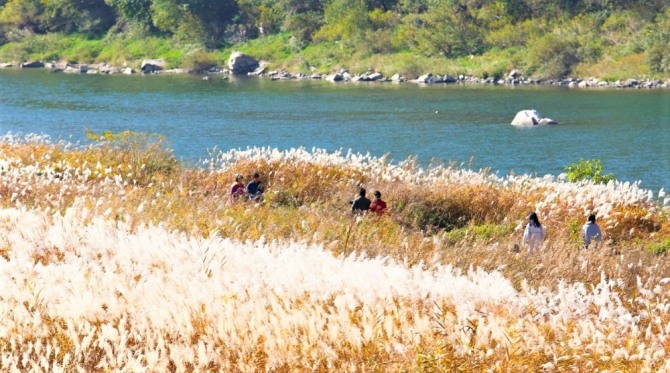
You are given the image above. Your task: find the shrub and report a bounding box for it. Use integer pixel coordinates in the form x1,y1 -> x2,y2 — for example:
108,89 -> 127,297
393,191 -> 474,232
526,33 -> 580,79
564,159 -> 615,184
84,130 -> 180,186
643,12 -> 670,73
648,237 -> 670,255
181,49 -> 219,72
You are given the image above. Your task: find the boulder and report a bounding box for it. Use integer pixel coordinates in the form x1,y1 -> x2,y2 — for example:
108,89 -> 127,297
249,64 -> 267,76
20,61 -> 45,68
511,109 -> 557,126
63,65 -> 80,74
443,74 -> 457,83
228,52 -> 259,75
97,64 -> 120,74
62,64 -> 88,74
326,73 -> 343,82
368,72 -> 384,81
414,73 -> 433,83
163,68 -> 189,74
141,59 -> 165,73
390,73 -> 402,82
0,62 -> 13,68
122,67 -> 135,75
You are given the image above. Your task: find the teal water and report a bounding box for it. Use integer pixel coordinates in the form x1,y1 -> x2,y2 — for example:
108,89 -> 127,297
1,69 -> 668,193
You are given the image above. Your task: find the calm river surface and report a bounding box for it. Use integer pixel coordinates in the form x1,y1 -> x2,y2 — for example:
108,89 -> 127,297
1,69 -> 668,193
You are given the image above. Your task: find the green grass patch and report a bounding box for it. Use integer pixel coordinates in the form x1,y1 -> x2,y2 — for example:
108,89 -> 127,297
221,33 -> 295,67
647,237 -> 670,255
443,223 -> 514,245
97,36 -> 187,67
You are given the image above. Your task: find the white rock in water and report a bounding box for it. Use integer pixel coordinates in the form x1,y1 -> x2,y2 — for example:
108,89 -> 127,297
511,109 -> 557,126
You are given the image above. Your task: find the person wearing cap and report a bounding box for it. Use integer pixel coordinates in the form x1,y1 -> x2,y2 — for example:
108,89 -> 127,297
230,174 -> 246,202
582,213 -> 602,249
246,172 -> 264,201
351,187 -> 371,213
369,190 -> 387,216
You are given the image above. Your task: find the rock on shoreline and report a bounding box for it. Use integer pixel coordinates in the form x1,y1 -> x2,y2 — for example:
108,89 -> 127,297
2,57 -> 669,89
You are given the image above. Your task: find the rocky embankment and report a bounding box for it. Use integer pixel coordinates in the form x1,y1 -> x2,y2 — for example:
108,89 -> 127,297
2,51 -> 669,89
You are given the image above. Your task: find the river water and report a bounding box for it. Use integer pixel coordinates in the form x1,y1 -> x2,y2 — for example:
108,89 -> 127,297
1,69 -> 668,193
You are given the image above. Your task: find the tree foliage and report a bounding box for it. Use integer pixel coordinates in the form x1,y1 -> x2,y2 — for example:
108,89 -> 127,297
644,9 -> 670,73
0,0 -> 668,76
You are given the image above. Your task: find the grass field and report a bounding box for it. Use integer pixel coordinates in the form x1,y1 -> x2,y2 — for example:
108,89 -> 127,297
0,132 -> 669,371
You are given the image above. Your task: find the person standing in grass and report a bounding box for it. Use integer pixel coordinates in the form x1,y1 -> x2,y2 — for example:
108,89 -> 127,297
369,190 -> 387,216
523,212 -> 545,253
230,174 -> 246,202
351,187 -> 371,213
582,213 -> 603,249
246,172 -> 264,201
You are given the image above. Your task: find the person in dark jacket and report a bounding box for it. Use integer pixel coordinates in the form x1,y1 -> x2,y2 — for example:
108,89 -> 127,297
246,172 -> 264,201
351,188 -> 371,213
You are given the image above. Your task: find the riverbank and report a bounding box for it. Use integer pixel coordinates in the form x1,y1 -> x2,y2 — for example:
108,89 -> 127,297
3,58 -> 670,90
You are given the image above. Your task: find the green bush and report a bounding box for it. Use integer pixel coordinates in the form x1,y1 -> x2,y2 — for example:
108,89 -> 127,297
647,237 -> 670,255
486,19 -> 547,48
395,199 -> 470,232
526,33 -> 580,79
643,13 -> 670,73
181,49 -> 219,72
567,219 -> 584,247
564,159 -> 615,184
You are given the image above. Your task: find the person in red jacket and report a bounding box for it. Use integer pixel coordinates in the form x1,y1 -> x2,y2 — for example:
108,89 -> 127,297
369,190 -> 387,216
229,174 -> 246,202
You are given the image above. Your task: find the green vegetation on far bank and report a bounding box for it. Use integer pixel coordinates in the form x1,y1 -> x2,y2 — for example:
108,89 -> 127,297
0,0 -> 669,80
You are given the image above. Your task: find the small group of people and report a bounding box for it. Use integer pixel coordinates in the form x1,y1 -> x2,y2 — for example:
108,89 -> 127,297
229,173 -> 607,252
351,187 -> 387,216
522,211 -> 603,252
230,172 -> 265,202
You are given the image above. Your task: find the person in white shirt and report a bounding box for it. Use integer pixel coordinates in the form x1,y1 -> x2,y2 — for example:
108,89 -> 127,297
583,213 -> 603,249
523,212 -> 545,253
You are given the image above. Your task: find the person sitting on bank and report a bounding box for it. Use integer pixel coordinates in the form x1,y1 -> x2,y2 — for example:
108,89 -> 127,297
369,190 -> 387,216
583,213 -> 603,249
230,174 -> 246,202
522,212 -> 545,253
246,172 -> 264,201
351,187 -> 371,213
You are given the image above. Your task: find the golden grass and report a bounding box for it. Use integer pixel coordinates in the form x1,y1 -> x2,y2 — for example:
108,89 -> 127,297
572,53 -> 652,81
1,139 -> 668,288
1,136 -> 669,371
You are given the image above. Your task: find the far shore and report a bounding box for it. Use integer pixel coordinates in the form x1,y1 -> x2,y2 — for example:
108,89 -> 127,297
2,59 -> 670,90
